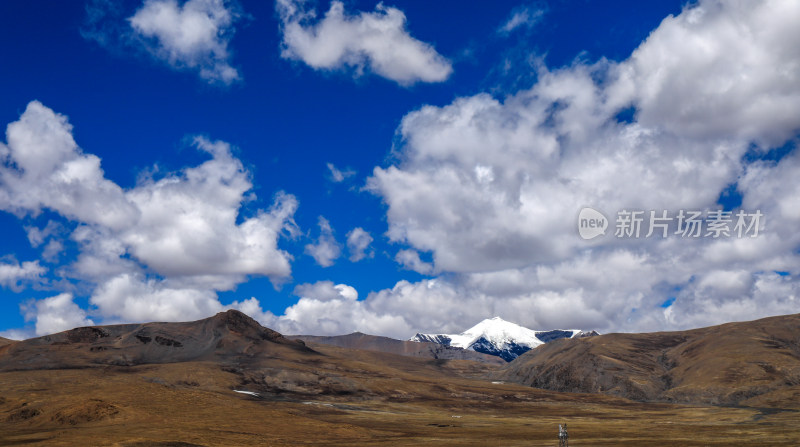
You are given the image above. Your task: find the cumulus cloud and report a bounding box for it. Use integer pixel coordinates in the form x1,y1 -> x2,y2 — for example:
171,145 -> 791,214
22,293 -> 94,336
304,216 -> 341,267
129,0 -> 242,84
259,278 -> 535,339
84,0 -> 242,84
5,0 -> 799,341
231,0 -> 800,340
608,0 -> 800,146
227,296 -> 279,327
91,273 -> 224,323
0,101 -> 298,325
346,227 -> 373,262
294,280 -> 357,302
355,0 -> 800,335
122,137 -> 297,286
0,259 -> 46,292
276,0 -> 452,85
266,280 -> 411,336
0,101 -> 138,229
739,145 -> 800,234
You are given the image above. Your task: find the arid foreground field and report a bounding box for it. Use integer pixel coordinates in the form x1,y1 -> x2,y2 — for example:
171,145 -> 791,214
1,311 -> 798,446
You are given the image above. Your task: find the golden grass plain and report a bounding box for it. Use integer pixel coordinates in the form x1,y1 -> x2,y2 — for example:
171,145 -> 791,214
1,346 -> 798,446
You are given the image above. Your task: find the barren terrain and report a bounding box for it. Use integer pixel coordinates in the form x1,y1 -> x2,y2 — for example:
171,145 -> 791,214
1,311 -> 798,446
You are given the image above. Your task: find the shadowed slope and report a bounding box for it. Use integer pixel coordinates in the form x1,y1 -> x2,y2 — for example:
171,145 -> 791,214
500,313 -> 800,406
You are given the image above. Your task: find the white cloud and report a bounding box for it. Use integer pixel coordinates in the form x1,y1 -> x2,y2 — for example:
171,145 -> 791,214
608,0 -> 800,146
368,67 -> 745,273
656,271 -> 799,330
354,0 -> 800,335
4,0 -> 799,341
326,162 -> 355,183
394,249 -> 432,275
222,0 -> 800,340
0,101 -> 138,229
0,259 -> 46,292
364,279 -> 486,336
41,240 -> 64,263
91,273 -> 224,323
22,293 -> 94,336
498,5 -> 545,35
739,149 -> 800,234
121,137 -> 297,287
228,296 -> 279,327
346,227 -> 373,262
304,216 -> 341,267
276,0 -> 452,85
294,280 -> 357,302
25,220 -> 62,248
0,101 -> 299,325
264,278 -> 564,339
128,0 -> 241,84
26,221 -> 65,262
268,280 -> 411,336
266,241 -> 798,338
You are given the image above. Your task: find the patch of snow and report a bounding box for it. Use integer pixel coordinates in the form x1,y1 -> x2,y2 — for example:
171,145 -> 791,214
233,390 -> 260,397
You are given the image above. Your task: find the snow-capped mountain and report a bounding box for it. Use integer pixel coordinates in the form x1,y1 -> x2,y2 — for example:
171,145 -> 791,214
410,317 -> 598,362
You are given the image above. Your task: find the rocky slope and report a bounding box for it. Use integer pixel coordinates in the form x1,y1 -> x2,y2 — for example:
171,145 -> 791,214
500,313 -> 800,406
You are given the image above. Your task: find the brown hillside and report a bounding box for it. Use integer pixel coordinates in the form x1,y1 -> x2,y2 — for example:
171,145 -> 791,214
500,313 -> 800,406
0,309 -> 315,371
1,311 -> 799,445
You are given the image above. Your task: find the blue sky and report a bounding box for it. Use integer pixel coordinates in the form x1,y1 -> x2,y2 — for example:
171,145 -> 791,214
1,0 -> 798,339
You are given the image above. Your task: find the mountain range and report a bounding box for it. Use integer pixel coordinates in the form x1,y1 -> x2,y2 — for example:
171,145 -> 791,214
410,316 -> 598,361
293,332 -> 505,365
0,311 -> 798,445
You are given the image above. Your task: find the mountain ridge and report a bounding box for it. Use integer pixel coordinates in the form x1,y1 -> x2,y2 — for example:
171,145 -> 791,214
499,313 -> 800,407
0,309 -> 314,371
292,331 -> 505,365
411,316 -> 598,361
